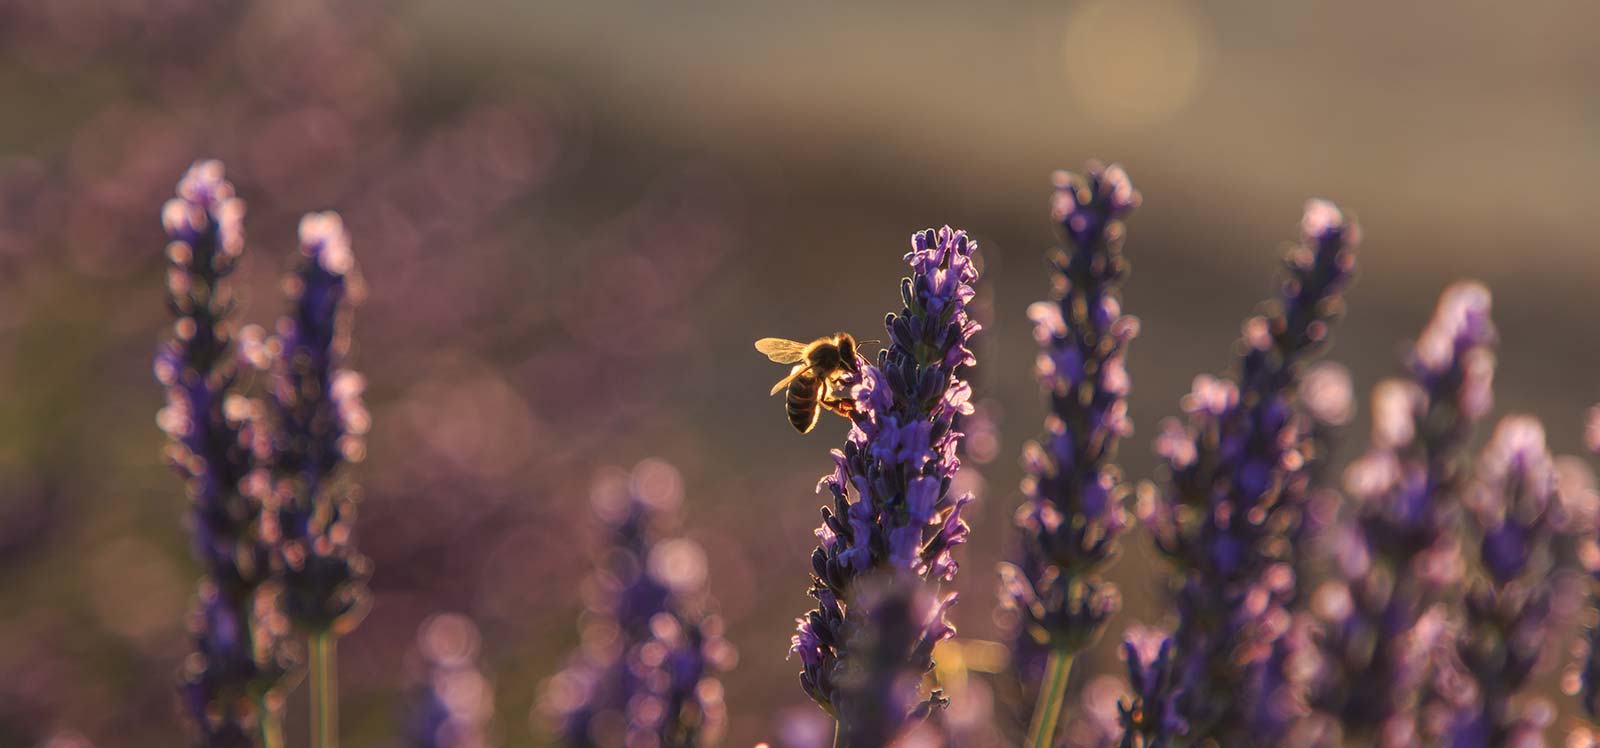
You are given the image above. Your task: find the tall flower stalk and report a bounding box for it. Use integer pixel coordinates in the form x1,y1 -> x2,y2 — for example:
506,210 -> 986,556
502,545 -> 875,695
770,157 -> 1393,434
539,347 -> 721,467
157,161 -> 297,747
541,461 -> 733,748
789,227 -> 979,747
997,164 -> 1139,748
1311,282 -> 1496,744
1138,200 -> 1358,745
266,212 -> 372,748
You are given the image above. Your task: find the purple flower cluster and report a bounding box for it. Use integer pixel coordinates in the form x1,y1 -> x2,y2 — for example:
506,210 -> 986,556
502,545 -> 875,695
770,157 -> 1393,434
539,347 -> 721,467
1310,282 -> 1496,744
788,227 -> 979,745
541,461 -> 734,748
1444,417 -> 1564,746
1137,199 -> 1358,744
156,161 -> 299,745
999,165 -> 1140,679
267,213 -> 372,636
404,613 -> 497,748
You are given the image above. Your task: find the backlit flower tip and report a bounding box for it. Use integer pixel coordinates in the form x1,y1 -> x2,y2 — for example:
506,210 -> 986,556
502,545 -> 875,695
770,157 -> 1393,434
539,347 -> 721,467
405,613 -> 496,748
1299,362 -> 1354,428
164,160 -> 244,261
1050,163 -> 1141,249
1409,281 -> 1496,405
1299,199 -> 1354,245
1118,625 -> 1186,746
1473,416 -> 1554,516
299,212 -> 356,276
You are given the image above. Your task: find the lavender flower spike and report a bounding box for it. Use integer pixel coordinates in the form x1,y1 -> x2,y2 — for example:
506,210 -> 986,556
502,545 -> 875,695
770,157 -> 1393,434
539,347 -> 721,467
1447,416 -> 1563,747
792,227 -> 979,745
1000,164 -> 1139,670
1311,282 -> 1496,743
540,461 -> 734,748
157,161 -> 297,745
405,613 -> 497,748
1139,199 -> 1357,744
269,212 -> 372,636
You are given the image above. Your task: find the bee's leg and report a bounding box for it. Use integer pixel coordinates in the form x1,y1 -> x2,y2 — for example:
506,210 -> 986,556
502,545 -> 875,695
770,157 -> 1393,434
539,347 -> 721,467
821,397 -> 854,418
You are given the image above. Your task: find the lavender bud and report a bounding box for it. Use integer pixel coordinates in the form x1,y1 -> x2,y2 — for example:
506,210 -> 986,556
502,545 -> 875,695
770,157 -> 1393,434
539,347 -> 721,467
158,161 -> 298,742
270,212 -> 372,635
792,227 -> 978,742
405,613 -> 496,748
1138,200 -> 1357,744
542,461 -> 733,748
1003,165 -> 1139,682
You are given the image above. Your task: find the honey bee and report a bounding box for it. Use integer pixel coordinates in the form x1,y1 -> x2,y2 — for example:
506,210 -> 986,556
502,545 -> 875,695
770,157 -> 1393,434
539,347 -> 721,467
755,333 -> 863,434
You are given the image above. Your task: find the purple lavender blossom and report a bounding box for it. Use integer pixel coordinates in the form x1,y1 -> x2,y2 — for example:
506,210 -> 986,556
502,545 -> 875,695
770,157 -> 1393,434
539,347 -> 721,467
1311,282 -> 1496,743
404,613 -> 497,748
1137,200 -> 1358,744
541,461 -> 733,748
156,161 -> 298,744
267,212 -> 372,636
790,227 -> 979,744
1446,416 -> 1563,747
1116,626 -> 1187,748
999,165 -> 1139,684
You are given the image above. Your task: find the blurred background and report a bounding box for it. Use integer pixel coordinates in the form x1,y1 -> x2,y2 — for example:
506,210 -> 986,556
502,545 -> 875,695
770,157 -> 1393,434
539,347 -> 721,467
1,0 -> 1598,745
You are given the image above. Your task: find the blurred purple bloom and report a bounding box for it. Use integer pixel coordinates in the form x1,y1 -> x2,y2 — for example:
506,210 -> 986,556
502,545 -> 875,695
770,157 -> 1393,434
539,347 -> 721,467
1138,200 -> 1357,744
404,613 -> 496,748
1445,417 -> 1565,747
1312,282 -> 1497,743
267,212 -> 372,635
829,575 -> 954,748
793,227 -> 979,743
1000,165 -> 1139,690
156,161 -> 298,744
541,462 -> 732,748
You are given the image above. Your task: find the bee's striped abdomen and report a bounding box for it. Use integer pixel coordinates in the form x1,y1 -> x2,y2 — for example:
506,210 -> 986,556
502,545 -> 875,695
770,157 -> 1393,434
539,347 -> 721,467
786,369 -> 823,434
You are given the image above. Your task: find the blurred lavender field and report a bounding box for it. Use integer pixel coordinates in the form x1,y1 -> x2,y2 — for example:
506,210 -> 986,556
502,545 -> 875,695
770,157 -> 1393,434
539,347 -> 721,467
3,1 -> 1600,746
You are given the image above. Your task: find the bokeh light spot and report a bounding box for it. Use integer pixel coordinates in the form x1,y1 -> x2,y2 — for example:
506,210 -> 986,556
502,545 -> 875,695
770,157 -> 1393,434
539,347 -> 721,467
1062,0 -> 1209,126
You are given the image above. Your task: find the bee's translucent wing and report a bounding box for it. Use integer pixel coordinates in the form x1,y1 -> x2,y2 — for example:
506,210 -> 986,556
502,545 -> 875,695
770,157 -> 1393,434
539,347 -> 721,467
755,337 -> 808,364
769,363 -> 812,396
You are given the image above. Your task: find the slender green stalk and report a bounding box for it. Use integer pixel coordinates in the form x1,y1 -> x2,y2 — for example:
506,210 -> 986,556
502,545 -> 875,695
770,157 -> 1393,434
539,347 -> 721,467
832,719 -> 841,748
1025,646 -> 1075,748
256,695 -> 282,748
310,633 -> 338,748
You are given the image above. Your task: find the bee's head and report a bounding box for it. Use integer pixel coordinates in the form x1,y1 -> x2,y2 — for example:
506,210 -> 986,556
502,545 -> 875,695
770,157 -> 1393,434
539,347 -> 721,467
835,333 -> 860,373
